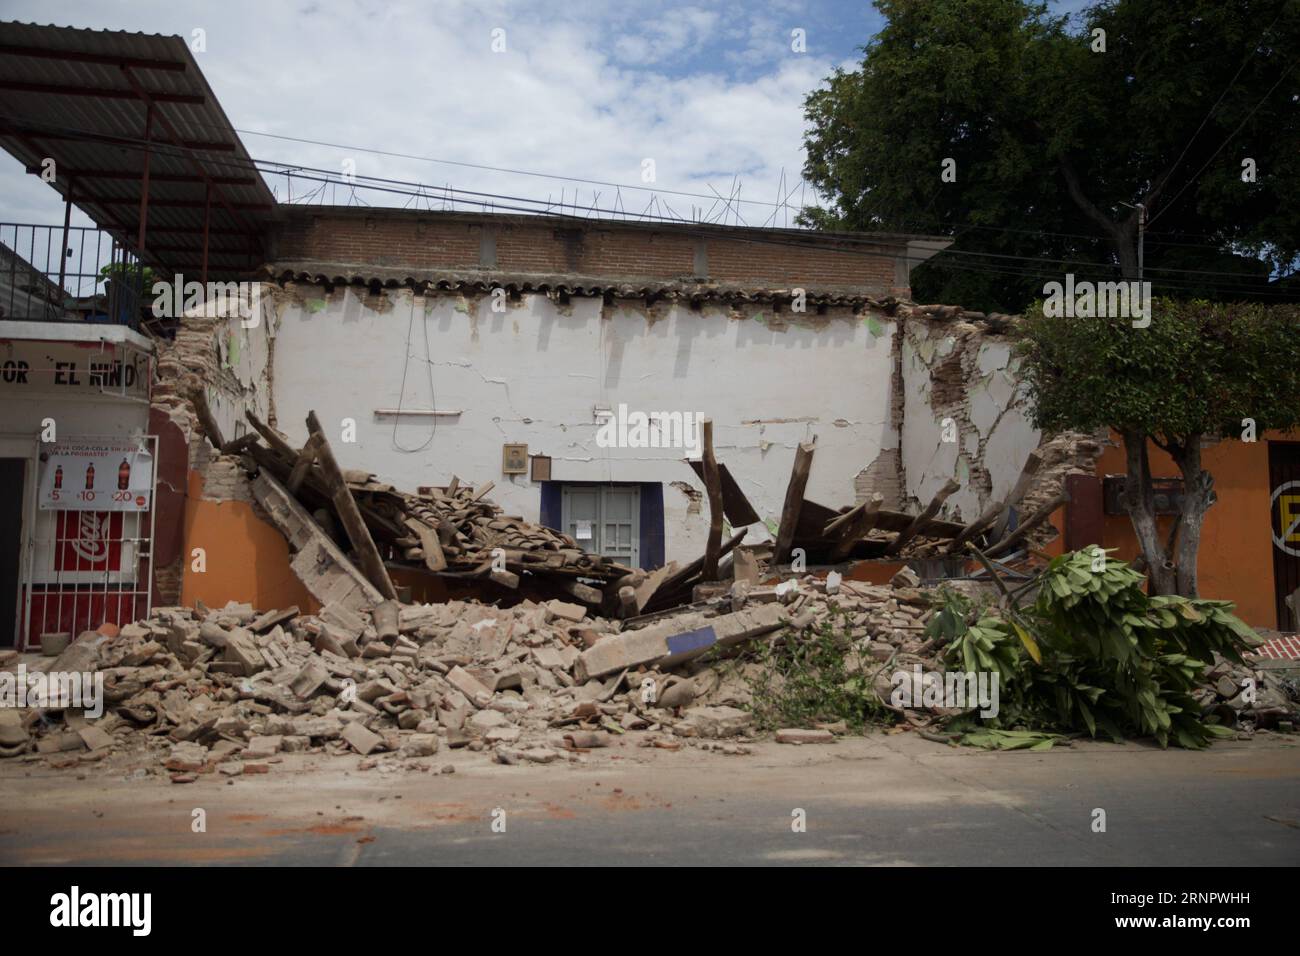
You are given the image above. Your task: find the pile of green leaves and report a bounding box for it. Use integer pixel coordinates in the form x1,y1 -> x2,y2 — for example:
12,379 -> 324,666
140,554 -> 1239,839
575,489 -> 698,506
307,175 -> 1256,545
933,550 -> 1255,748
742,605 -> 890,732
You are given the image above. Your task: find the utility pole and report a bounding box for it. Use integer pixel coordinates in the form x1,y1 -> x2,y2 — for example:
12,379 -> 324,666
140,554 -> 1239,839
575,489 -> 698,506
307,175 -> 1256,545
1136,202 -> 1145,284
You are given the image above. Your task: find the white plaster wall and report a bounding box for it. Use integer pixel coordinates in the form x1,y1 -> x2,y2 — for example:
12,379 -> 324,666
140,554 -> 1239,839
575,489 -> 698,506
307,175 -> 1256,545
900,326 -> 1040,522
186,293 -> 274,443
270,287 -> 897,566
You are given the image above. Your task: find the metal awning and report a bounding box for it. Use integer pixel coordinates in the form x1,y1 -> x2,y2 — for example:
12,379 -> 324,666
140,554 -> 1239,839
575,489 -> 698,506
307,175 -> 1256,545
0,21 -> 277,280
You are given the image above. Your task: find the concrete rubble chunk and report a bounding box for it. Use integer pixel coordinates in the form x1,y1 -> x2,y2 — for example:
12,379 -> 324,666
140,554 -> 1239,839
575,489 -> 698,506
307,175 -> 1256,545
77,726 -> 115,751
546,600 -> 587,624
681,705 -> 751,739
775,728 -> 835,745
446,666 -> 493,708
467,709 -> 509,735
244,735 -> 283,758
341,721 -> 384,756
891,566 -> 921,589
289,658 -> 330,699
222,628 -> 266,676
401,734 -> 440,757
575,605 -> 782,680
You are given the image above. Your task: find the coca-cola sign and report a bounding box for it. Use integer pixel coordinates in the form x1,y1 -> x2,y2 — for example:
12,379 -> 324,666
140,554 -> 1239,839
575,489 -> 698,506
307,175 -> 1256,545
54,510 -> 125,572
38,437 -> 153,512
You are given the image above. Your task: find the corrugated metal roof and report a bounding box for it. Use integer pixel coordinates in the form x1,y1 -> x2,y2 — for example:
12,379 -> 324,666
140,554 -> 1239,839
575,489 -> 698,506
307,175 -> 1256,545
264,261 -> 900,311
0,21 -> 276,279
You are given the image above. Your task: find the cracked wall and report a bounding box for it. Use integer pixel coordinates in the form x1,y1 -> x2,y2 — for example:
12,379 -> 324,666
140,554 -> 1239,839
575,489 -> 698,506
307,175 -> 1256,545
270,285 -> 898,565
151,290 -> 288,604
895,310 -> 1102,540
899,313 -> 1040,523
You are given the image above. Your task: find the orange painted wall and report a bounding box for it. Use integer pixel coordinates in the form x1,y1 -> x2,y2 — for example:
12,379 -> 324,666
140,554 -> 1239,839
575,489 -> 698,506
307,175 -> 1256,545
180,470 -> 318,614
1092,432 -> 1292,629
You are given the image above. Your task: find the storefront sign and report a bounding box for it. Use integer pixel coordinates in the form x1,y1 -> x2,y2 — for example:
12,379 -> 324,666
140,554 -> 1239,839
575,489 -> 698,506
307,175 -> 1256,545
0,339 -> 149,400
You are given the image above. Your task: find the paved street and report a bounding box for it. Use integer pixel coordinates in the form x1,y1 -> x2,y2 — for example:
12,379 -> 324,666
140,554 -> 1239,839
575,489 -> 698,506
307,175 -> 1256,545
3,733 -> 1297,866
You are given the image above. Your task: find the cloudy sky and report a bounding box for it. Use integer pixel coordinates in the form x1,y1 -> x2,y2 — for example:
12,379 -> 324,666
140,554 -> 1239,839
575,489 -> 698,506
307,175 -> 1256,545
0,0 -> 1087,231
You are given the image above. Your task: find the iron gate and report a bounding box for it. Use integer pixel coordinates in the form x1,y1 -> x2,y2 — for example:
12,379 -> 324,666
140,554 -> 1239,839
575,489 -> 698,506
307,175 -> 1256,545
21,434 -> 157,650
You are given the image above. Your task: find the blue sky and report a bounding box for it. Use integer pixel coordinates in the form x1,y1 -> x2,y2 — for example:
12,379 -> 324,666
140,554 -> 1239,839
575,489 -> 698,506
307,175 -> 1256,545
0,0 -> 1090,231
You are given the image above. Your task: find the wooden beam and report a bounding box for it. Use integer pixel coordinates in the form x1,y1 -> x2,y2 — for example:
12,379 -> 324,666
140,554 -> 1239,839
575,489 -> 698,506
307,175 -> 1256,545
190,388 -> 224,450
651,529 -> 747,607
304,410 -> 398,601
988,449 -> 1045,542
984,492 -> 1068,559
828,493 -> 884,561
220,433 -> 259,456
773,440 -> 816,563
701,418 -> 724,581
286,433 -> 322,494
947,451 -> 1044,555
885,478 -> 960,557
245,410 -> 298,462
402,517 -> 447,572
686,459 -> 761,526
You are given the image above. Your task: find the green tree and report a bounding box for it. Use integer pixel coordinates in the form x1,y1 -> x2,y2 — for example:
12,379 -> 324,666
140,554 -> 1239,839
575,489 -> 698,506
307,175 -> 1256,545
800,0 -> 1300,312
1016,299 -> 1300,596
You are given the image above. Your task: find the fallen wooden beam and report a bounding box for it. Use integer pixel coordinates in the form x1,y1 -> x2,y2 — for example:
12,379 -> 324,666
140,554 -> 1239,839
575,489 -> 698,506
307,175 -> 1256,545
686,460 -> 761,527
562,579 -> 605,605
220,432 -> 259,456
305,410 -> 399,601
286,433 -> 322,495
403,516 -> 447,572
984,491 -> 1068,558
774,440 -> 815,563
245,410 -> 299,462
885,478 -> 960,557
191,388 -> 225,450
988,448 -> 1045,543
645,530 -> 747,612
701,418 -> 724,581
250,470 -> 384,613
632,563 -> 675,614
828,493 -> 884,561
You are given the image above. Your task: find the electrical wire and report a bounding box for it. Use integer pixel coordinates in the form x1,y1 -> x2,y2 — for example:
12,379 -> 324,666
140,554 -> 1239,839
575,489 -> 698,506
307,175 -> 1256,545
3,116 -> 1295,296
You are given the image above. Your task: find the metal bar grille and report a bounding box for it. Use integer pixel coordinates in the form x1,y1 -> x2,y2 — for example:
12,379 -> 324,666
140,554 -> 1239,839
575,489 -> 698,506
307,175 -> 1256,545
21,434 -> 157,650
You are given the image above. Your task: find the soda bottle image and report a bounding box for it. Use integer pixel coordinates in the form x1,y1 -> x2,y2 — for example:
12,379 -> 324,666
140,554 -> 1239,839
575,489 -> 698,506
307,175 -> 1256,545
118,458 -> 130,490
85,462 -> 95,490
53,465 -> 63,490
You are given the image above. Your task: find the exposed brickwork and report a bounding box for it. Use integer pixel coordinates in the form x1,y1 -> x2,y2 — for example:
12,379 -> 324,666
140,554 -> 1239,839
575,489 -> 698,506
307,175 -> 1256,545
268,209 -> 914,296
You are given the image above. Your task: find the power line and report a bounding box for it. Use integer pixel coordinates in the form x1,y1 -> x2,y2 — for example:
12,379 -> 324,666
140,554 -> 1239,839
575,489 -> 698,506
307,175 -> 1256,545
1149,59 -> 1297,226
5,117 -> 1294,296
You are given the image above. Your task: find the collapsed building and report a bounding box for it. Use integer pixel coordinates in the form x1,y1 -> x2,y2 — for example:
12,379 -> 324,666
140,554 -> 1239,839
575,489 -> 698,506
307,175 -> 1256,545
0,21 -> 1295,668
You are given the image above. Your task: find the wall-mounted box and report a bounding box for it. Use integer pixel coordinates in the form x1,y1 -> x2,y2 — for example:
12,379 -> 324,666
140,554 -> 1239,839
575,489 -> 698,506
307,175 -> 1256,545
1102,475 -> 1185,516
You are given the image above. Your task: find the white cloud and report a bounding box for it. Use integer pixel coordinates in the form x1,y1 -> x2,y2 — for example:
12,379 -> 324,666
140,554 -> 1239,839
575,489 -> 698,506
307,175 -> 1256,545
0,0 -> 846,233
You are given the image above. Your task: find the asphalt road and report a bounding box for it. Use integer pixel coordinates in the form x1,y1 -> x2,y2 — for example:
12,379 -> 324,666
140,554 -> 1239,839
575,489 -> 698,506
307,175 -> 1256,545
2,733 -> 1298,866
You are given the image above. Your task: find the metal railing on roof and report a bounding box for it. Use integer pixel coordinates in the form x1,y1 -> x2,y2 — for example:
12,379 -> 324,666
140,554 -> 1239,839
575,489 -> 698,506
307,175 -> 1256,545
0,222 -> 149,331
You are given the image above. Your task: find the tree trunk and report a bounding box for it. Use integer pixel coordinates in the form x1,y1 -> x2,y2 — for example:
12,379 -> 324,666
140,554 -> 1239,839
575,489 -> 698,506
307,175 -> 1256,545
1121,428 -> 1175,595
1168,438 -> 1217,598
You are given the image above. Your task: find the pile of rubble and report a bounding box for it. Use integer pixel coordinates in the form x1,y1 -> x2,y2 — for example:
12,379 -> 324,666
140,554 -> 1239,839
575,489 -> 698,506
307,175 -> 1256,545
1198,658 -> 1298,733
3,568 -> 1294,776
0,571 -> 947,776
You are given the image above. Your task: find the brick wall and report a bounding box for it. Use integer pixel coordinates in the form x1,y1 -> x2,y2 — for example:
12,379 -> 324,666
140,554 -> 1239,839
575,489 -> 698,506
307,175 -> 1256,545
269,209 -> 909,295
